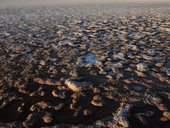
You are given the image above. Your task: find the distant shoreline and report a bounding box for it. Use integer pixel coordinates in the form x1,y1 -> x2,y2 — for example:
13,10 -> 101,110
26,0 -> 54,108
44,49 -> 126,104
0,0 -> 170,9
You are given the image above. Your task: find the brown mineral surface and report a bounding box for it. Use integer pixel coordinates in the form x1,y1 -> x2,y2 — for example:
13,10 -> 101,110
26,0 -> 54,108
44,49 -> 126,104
0,2 -> 170,128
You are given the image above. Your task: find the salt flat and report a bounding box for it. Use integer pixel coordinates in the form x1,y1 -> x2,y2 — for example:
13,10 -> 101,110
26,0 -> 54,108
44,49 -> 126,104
0,1 -> 170,128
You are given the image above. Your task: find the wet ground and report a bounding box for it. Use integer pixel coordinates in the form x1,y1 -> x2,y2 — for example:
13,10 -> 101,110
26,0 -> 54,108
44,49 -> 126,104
0,3 -> 170,128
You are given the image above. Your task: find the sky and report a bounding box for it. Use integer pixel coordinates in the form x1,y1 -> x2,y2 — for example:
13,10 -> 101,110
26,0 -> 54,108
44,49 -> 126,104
0,0 -> 170,8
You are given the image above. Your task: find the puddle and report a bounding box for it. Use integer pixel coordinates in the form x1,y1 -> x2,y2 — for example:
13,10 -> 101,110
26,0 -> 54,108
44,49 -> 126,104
89,42 -> 95,48
131,84 -> 145,92
82,53 -> 100,64
165,60 -> 170,69
133,86 -> 144,92
50,50 -> 57,58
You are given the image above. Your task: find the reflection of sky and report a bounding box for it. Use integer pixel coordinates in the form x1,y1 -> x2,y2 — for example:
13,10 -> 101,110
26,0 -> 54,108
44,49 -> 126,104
83,53 -> 97,64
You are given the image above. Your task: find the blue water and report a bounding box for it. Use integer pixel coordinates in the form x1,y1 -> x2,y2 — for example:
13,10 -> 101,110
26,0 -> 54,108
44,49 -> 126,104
82,53 -> 99,64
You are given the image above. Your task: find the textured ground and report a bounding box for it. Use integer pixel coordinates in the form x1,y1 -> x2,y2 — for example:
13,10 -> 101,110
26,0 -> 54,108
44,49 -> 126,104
0,3 -> 170,128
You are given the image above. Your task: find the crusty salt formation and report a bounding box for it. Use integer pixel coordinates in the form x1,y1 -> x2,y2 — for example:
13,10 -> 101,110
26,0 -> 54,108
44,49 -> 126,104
0,3 -> 170,128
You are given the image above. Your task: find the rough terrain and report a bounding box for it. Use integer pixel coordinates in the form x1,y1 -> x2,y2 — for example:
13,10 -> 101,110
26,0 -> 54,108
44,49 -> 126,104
0,3 -> 170,128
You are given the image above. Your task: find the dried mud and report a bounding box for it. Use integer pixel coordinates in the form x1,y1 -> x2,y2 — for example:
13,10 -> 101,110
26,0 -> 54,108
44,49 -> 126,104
0,4 -> 170,128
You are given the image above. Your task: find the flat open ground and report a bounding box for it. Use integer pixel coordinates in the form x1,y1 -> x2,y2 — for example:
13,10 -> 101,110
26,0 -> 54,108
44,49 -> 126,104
0,1 -> 170,128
